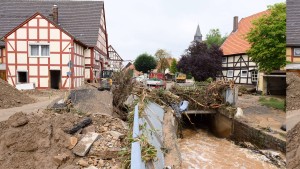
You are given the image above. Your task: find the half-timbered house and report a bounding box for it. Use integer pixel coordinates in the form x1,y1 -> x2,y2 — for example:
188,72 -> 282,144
221,11 -> 286,95
108,45 -> 123,71
287,0 -> 300,66
220,11 -> 268,86
0,0 -> 109,89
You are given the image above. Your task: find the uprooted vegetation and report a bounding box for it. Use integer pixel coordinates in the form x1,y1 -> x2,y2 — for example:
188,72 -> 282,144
112,71 -> 134,120
117,80 -> 236,168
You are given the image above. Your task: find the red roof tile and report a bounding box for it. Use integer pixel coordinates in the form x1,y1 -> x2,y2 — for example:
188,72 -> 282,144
221,11 -> 269,56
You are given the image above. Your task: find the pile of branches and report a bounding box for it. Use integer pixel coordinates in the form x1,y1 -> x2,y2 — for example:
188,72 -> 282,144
170,80 -> 235,110
112,71 -> 134,120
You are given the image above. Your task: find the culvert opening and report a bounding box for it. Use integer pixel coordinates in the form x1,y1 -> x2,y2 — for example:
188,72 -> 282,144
181,112 -> 233,138
182,113 -> 214,131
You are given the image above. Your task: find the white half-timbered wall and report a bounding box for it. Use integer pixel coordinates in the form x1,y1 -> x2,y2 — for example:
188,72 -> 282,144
220,54 -> 258,84
5,14 -> 85,89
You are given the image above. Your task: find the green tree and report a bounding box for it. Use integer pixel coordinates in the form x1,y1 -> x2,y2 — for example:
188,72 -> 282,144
134,53 -> 157,73
205,29 -> 227,48
247,3 -> 286,73
169,58 -> 178,74
155,49 -> 171,73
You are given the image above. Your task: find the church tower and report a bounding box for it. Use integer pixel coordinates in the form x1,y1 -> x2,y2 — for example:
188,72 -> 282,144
194,24 -> 202,42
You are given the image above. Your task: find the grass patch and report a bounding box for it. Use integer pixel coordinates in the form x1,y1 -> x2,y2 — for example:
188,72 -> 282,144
258,97 -> 285,111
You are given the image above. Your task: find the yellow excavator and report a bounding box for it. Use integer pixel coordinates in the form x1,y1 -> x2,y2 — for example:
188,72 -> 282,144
98,70 -> 113,91
175,72 -> 186,83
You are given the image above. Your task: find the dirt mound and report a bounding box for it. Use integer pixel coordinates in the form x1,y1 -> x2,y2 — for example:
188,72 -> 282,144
0,79 -> 35,109
0,110 -> 127,169
0,111 -> 81,169
69,89 -> 113,115
286,71 -> 300,111
287,121 -> 300,169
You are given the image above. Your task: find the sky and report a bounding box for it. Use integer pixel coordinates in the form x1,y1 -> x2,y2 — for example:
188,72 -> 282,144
104,0 -> 285,62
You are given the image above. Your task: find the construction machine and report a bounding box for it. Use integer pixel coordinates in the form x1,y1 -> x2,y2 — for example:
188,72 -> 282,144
175,72 -> 186,83
98,70 -> 113,91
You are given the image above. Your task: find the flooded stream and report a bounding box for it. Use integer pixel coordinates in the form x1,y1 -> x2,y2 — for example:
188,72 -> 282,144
179,128 -> 279,169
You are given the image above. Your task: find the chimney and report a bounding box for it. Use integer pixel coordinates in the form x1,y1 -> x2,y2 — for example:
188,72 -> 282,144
233,16 -> 238,32
52,4 -> 58,24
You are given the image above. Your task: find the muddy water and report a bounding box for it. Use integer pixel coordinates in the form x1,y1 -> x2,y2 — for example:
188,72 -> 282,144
179,129 -> 278,169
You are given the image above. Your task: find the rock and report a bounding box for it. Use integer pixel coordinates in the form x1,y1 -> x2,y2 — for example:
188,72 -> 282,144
10,114 -> 29,127
78,159 -> 89,167
72,132 -> 100,156
98,159 -> 104,167
68,137 -> 78,149
93,160 -> 98,166
84,166 -> 98,169
89,147 -> 121,159
107,131 -> 125,139
238,92 -> 242,96
124,94 -> 139,107
100,126 -> 108,132
62,165 -> 80,169
234,107 -> 243,118
53,153 -> 69,166
82,125 -> 96,134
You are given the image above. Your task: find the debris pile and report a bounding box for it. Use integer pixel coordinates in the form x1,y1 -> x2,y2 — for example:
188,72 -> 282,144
170,80 -> 235,109
0,78 -> 35,109
0,109 -> 128,169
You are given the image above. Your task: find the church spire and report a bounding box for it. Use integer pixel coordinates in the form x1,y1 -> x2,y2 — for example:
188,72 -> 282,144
194,24 -> 202,42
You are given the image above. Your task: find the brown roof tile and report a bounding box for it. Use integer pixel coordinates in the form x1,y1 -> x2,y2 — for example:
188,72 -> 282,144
221,11 -> 269,56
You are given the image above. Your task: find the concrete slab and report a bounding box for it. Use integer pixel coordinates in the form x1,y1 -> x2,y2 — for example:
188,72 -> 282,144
72,132 -> 100,156
15,83 -> 35,90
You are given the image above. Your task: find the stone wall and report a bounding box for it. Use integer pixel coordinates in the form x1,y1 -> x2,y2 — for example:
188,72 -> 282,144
231,119 -> 286,153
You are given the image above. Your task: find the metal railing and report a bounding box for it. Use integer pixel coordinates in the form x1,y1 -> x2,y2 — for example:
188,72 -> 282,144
131,102 -> 165,169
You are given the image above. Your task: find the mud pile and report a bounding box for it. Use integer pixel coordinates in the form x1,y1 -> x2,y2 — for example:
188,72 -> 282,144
0,110 -> 127,169
286,71 -> 300,111
287,121 -> 300,169
0,79 -> 35,109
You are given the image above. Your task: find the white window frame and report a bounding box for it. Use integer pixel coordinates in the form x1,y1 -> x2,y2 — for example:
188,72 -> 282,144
227,70 -> 233,77
222,57 -> 227,63
29,43 -> 50,57
251,71 -> 258,82
16,70 -> 28,83
241,70 -> 248,77
294,48 -> 300,56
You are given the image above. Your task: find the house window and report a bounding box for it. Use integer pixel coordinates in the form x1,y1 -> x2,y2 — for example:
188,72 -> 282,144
294,48 -> 300,56
241,70 -> 248,77
29,44 -> 50,57
222,57 -> 227,63
251,71 -> 258,82
17,71 -> 28,83
227,70 -> 233,77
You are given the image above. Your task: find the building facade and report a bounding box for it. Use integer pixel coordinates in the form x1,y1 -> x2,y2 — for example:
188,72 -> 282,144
0,0 -> 109,89
220,11 -> 269,87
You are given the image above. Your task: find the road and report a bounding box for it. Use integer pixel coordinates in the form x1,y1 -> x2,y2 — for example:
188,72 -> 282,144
0,95 -> 61,122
